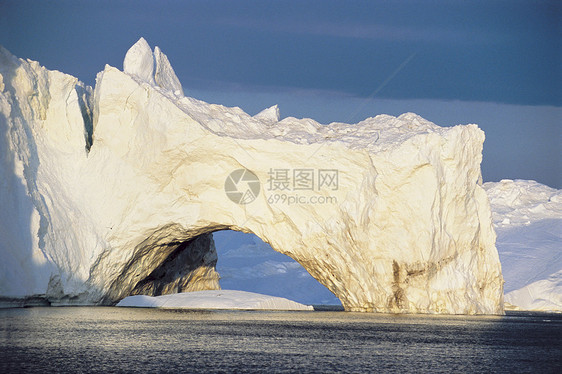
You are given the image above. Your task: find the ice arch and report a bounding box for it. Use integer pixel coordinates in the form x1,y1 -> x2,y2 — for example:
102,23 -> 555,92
92,226 -> 341,307
0,40 -> 504,314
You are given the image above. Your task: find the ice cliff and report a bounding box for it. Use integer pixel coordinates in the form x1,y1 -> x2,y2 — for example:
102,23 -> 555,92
0,38 -> 503,314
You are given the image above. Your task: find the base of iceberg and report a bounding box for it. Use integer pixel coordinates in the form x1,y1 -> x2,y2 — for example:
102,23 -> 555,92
116,290 -> 314,311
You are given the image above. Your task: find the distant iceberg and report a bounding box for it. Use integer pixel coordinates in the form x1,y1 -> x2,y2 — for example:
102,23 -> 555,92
484,179 -> 562,312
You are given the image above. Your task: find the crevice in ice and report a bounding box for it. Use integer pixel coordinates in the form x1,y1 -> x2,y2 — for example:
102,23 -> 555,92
75,84 -> 93,152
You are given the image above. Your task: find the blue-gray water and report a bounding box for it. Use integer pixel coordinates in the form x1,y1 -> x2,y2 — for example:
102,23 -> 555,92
1,307 -> 561,373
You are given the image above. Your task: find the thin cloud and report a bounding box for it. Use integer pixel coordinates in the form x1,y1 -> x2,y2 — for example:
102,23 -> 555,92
213,16 -> 507,45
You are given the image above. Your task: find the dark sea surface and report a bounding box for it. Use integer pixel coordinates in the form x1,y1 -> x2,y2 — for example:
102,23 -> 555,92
1,307 -> 561,373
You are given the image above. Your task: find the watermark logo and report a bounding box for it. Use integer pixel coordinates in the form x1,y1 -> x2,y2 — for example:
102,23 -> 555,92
267,193 -> 338,206
225,168 -> 339,205
267,168 -> 338,191
225,169 -> 261,204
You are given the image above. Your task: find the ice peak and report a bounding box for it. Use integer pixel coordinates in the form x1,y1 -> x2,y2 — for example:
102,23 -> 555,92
122,38 -> 184,97
254,105 -> 280,123
123,37 -> 155,85
154,46 -> 184,97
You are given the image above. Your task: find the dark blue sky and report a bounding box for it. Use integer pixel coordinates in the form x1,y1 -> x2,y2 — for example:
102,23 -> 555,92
1,0 -> 560,187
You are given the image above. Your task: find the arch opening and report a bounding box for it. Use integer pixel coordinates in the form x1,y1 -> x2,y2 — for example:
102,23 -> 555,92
213,230 -> 341,306
99,225 -> 341,307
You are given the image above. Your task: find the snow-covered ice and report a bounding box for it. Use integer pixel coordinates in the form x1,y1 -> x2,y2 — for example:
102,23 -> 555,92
0,38 -> 504,314
116,290 -> 313,311
484,179 -> 561,312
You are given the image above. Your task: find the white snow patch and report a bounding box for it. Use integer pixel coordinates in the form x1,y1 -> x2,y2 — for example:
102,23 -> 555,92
116,290 -> 313,311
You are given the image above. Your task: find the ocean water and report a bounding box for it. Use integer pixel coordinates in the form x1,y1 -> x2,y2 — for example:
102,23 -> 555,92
1,307 -> 560,373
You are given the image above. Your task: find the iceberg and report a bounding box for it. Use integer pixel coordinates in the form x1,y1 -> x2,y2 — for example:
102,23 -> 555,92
0,38 -> 503,314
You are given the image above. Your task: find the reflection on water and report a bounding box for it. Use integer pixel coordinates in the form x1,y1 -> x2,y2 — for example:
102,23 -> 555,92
1,307 -> 561,373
